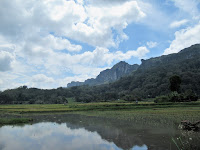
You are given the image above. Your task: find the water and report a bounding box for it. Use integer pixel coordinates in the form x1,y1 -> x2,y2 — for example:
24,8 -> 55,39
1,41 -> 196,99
0,114 -> 188,150
0,122 -> 148,150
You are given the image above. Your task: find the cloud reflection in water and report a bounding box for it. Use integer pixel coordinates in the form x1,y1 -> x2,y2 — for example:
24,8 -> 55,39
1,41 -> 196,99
0,122 -> 147,150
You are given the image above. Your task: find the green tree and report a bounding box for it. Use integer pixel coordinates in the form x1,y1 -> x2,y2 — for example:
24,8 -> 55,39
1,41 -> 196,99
169,75 -> 182,93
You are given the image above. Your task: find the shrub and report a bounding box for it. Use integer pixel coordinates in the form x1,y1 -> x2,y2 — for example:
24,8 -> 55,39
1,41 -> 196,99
154,95 -> 170,103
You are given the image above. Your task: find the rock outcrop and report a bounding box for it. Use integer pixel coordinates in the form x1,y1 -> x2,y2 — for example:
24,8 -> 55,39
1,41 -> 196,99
67,61 -> 139,87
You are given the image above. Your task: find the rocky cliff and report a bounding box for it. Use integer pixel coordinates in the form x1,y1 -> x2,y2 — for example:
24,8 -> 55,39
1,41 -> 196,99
67,61 -> 139,87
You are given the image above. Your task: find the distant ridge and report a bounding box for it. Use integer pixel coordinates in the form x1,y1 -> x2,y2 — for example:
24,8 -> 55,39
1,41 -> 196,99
67,61 -> 139,87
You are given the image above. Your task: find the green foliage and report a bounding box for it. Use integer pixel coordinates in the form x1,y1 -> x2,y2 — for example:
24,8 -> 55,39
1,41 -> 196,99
154,95 -> 169,103
184,89 -> 198,101
155,91 -> 198,103
169,75 -> 182,92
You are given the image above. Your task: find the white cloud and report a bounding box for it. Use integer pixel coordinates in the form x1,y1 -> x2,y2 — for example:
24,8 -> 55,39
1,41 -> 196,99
21,34 -> 82,59
76,0 -> 84,5
172,0 -> 200,18
0,123 -> 119,150
36,35 -> 82,52
28,74 -> 55,89
170,19 -> 189,28
164,22 -> 200,55
0,79 -> 2,85
0,51 -> 14,72
45,46 -> 149,71
146,41 -> 158,48
136,1 -> 172,30
0,0 -> 145,48
31,74 -> 54,83
70,1 -> 145,47
0,72 -> 23,90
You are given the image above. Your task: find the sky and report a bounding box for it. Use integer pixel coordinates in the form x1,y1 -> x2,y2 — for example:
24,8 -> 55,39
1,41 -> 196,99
0,0 -> 200,90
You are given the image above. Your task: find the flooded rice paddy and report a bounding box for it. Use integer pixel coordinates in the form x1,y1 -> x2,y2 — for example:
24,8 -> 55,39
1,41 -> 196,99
0,114 -> 199,150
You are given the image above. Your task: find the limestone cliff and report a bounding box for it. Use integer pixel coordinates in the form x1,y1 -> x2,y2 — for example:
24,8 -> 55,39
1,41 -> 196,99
67,61 -> 139,87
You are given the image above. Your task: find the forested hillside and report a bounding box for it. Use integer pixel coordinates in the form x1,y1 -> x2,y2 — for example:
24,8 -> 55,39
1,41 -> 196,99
113,44 -> 200,98
0,44 -> 200,104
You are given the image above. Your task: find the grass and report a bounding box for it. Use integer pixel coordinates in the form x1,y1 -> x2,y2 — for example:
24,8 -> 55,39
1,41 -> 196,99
0,104 -> 76,113
0,101 -> 199,125
70,106 -> 200,126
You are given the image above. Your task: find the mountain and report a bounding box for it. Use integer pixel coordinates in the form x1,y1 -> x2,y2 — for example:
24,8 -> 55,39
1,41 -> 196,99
1,44 -> 200,104
67,61 -> 139,87
111,44 -> 200,98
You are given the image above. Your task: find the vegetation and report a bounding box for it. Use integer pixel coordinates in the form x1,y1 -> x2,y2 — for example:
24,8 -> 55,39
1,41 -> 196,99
172,135 -> 200,150
155,91 -> 198,103
169,75 -> 182,92
0,118 -> 33,125
0,101 -> 199,115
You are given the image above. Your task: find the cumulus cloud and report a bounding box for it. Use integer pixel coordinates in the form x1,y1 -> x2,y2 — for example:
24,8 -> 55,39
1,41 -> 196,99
0,79 -> 2,85
170,19 -> 189,28
164,22 -> 200,55
88,0 -> 130,6
30,35 -> 82,52
146,41 -> 157,48
28,74 -> 55,89
0,72 -> 23,90
0,0 -> 145,48
84,1 -> 146,47
0,51 -> 14,72
19,34 -> 82,65
172,0 -> 200,18
44,46 -> 149,74
31,74 -> 54,83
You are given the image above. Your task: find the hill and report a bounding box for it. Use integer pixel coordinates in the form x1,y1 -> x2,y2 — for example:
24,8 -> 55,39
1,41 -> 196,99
112,44 -> 200,98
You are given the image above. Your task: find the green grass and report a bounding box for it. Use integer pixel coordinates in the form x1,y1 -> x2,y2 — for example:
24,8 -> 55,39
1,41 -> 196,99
0,101 -> 199,126
0,101 -> 200,113
0,104 -> 76,113
71,106 -> 200,126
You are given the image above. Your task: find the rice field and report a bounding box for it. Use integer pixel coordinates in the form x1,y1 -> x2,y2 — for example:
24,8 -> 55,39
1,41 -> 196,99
0,101 -> 199,125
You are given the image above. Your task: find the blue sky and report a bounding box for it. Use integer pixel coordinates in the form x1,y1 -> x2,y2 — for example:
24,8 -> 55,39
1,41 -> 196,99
0,0 -> 200,90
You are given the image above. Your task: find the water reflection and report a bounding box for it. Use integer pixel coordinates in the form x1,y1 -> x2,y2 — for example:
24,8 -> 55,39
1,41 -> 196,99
0,122 -> 147,150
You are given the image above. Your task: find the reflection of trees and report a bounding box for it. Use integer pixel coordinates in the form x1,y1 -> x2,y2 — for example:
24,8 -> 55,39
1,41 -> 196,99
0,144 -> 5,150
29,114 -> 178,150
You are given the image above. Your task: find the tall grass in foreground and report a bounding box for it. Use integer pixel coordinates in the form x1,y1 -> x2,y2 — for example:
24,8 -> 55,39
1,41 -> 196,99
172,132 -> 200,150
